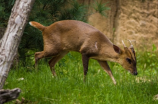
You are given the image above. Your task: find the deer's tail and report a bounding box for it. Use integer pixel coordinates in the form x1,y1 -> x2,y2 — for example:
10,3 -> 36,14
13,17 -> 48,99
29,21 -> 45,31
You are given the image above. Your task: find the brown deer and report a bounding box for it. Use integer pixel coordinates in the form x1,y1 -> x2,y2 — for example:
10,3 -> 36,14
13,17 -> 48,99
29,20 -> 137,84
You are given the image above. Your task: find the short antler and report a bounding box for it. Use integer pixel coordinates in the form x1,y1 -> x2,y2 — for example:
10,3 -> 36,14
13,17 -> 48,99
128,40 -> 133,48
122,40 -> 126,47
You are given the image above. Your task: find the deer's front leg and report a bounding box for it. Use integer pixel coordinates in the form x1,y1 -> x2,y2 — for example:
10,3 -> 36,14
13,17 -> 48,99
82,54 -> 89,82
98,60 -> 116,85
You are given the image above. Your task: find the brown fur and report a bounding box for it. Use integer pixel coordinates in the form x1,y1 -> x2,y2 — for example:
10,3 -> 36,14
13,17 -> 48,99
29,20 -> 137,84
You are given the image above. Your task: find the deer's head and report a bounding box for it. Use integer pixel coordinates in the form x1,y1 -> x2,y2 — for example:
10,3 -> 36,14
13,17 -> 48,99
113,40 -> 137,75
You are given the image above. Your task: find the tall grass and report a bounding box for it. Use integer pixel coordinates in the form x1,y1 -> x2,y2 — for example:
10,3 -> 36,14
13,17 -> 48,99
4,51 -> 158,104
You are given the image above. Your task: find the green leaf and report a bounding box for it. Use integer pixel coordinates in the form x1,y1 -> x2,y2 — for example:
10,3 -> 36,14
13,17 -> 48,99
152,44 -> 157,52
0,6 -> 4,11
93,1 -> 110,16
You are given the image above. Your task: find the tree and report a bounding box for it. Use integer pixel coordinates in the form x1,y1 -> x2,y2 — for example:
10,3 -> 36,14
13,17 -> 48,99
0,0 -> 35,89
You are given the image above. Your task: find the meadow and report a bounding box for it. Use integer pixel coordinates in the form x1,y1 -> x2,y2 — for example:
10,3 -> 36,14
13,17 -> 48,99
4,49 -> 158,104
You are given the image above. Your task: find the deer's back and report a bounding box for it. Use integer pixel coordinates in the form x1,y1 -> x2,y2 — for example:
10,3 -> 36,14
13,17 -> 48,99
43,20 -> 113,52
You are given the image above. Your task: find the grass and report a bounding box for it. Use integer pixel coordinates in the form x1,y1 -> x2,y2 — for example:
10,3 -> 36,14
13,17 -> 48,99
4,52 -> 158,104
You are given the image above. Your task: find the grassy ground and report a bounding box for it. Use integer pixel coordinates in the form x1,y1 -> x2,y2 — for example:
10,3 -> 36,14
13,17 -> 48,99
4,52 -> 158,104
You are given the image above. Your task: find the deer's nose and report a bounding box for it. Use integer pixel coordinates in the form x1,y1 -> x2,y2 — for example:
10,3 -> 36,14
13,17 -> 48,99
133,71 -> 138,75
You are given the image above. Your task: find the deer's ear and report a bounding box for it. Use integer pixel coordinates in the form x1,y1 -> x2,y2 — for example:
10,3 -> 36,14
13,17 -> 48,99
113,45 -> 122,54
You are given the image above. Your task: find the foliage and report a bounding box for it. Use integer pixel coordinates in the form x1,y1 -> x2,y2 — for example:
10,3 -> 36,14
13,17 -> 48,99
93,0 -> 110,16
0,0 -> 15,27
136,44 -> 158,76
29,0 -> 87,25
4,51 -> 158,104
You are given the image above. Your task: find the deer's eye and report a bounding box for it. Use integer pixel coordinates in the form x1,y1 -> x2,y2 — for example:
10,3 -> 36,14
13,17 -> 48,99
126,58 -> 131,64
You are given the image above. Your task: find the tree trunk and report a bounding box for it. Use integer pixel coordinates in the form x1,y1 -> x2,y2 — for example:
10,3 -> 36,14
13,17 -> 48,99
0,0 -> 35,89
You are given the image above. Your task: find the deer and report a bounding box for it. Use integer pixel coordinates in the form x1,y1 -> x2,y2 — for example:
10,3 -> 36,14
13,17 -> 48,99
29,20 -> 137,84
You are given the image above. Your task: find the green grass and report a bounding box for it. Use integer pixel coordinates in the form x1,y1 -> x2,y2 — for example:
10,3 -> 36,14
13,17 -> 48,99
4,52 -> 158,104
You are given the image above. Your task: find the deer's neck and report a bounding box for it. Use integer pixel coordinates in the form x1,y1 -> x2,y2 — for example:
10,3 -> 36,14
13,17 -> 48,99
91,44 -> 122,64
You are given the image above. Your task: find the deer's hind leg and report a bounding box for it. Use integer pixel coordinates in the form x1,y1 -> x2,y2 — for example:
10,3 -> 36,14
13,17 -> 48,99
49,51 -> 68,76
34,42 -> 62,68
35,48 -> 60,69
